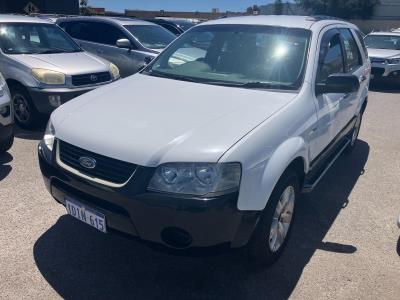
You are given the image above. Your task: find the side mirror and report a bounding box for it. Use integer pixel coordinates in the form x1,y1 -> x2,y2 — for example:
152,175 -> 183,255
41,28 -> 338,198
316,74 -> 360,95
116,38 -> 132,49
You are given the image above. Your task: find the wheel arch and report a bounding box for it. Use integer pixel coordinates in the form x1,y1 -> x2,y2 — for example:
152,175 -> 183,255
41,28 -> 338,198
237,136 -> 309,211
6,78 -> 27,91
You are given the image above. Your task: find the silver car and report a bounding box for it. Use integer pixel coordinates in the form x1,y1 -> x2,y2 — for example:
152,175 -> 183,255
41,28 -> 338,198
0,15 -> 120,128
365,31 -> 400,80
57,17 -> 176,77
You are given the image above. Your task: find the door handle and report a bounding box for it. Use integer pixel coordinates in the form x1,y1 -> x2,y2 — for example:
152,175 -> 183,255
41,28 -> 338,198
96,49 -> 104,54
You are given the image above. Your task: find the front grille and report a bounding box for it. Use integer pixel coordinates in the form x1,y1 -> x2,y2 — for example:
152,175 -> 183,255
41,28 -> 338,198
58,140 -> 137,184
370,57 -> 386,64
371,67 -> 385,76
71,72 -> 111,86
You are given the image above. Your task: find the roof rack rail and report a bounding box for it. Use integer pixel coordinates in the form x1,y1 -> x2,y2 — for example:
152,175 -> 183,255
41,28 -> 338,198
306,15 -> 345,22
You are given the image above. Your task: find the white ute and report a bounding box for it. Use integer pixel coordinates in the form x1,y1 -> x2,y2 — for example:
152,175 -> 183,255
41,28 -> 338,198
39,16 -> 370,266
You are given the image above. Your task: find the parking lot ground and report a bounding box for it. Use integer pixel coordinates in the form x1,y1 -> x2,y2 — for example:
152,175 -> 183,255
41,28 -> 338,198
0,89 -> 399,300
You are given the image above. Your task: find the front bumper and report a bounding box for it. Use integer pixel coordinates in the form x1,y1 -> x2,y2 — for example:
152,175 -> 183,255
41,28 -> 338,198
38,142 -> 260,251
28,85 -> 103,114
371,62 -> 400,79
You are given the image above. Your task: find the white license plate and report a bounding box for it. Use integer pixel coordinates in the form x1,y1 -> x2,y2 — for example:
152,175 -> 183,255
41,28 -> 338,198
66,197 -> 106,233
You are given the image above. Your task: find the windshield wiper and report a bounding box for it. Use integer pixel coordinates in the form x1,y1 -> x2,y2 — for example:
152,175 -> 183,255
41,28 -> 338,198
36,50 -> 65,54
204,81 -> 297,90
146,70 -> 199,83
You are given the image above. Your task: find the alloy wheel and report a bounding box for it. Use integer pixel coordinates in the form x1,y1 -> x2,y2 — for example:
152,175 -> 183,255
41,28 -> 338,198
268,185 -> 295,252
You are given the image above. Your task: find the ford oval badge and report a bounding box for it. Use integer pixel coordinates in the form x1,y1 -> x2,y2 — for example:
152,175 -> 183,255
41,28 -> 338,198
79,157 -> 97,169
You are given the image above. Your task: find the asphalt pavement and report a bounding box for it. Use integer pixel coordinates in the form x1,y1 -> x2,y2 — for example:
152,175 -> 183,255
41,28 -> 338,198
0,87 -> 399,299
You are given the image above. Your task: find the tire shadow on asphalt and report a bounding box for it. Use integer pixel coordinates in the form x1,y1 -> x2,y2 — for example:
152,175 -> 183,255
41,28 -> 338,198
14,124 -> 45,141
369,81 -> 400,93
33,140 -> 370,300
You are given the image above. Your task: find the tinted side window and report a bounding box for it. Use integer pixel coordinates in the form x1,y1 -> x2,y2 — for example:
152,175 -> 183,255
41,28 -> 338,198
317,30 -> 345,83
61,22 -> 95,41
92,23 -> 127,45
340,29 -> 362,72
62,21 -> 126,46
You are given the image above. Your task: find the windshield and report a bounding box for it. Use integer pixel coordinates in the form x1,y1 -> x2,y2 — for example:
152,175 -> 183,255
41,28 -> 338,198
144,25 -> 311,90
124,25 -> 175,49
365,35 -> 400,50
0,23 -> 81,55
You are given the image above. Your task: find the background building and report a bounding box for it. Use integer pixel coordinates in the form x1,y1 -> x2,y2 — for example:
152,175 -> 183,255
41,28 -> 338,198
124,9 -> 244,20
373,0 -> 400,19
0,0 -> 79,15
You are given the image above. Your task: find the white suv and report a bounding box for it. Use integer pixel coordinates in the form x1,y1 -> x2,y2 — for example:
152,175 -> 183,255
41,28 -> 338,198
39,16 -> 370,266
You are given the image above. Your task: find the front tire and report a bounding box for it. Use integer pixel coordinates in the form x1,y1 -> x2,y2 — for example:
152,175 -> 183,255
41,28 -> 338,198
10,85 -> 42,129
245,169 -> 299,267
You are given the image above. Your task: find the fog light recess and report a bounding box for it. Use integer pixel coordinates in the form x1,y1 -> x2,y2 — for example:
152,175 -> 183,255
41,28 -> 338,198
161,227 -> 193,249
49,95 -> 61,107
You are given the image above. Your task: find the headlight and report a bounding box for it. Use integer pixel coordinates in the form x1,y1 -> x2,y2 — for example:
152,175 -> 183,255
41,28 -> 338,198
44,119 -> 56,151
109,63 -> 120,79
148,163 -> 241,196
32,68 -> 66,85
387,58 -> 400,65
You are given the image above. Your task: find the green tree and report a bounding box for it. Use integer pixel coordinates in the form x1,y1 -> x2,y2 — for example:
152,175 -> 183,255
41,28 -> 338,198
79,0 -> 92,15
274,0 -> 284,15
296,0 -> 380,19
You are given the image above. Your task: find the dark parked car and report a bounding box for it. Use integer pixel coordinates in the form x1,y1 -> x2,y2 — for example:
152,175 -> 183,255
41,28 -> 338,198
57,17 -> 176,77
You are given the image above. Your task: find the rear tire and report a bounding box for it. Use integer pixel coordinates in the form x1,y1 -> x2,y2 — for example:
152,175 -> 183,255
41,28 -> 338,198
10,85 -> 43,129
0,134 -> 14,153
245,169 -> 299,267
345,113 -> 362,153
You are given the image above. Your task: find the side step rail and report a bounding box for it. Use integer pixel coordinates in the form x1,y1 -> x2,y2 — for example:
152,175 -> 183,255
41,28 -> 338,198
302,138 -> 350,193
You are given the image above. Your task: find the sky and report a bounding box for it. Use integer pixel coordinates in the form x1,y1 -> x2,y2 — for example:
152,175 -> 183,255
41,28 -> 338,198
88,0 -> 276,13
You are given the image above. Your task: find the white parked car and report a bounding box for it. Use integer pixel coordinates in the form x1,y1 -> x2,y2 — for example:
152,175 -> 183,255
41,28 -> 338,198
364,31 -> 400,80
39,16 -> 370,266
0,72 -> 13,153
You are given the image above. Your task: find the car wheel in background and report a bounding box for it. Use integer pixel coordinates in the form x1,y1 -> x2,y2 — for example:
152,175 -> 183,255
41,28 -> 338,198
244,169 -> 299,267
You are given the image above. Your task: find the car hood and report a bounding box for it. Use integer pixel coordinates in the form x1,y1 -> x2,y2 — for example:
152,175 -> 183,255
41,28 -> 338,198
52,74 -> 297,167
11,52 -> 109,75
368,48 -> 400,59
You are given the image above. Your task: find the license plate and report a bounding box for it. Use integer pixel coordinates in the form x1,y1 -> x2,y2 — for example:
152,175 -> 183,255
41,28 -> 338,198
65,197 -> 107,233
